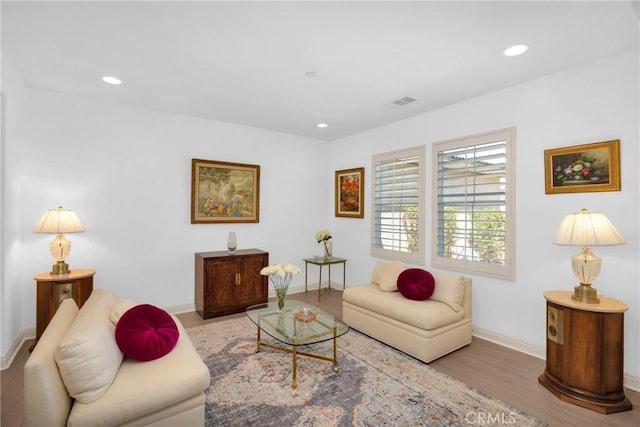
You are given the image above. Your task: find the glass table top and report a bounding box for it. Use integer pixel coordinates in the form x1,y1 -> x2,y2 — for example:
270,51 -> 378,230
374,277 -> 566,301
302,256 -> 347,265
246,301 -> 349,346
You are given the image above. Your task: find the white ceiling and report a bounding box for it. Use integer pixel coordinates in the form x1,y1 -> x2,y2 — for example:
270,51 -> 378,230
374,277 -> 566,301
2,1 -> 638,141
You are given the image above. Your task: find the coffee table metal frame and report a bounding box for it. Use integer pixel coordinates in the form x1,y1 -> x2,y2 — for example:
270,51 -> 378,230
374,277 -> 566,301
246,301 -> 349,388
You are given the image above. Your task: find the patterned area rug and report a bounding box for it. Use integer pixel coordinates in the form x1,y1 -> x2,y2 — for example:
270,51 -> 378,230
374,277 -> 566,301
187,317 -> 546,426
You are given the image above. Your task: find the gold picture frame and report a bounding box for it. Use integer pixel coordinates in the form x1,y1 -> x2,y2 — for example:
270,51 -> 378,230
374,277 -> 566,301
544,140 -> 620,194
335,167 -> 364,218
191,159 -> 260,223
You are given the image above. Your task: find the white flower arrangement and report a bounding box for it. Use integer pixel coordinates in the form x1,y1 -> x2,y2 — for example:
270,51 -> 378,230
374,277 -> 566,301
316,229 -> 332,243
260,263 -> 301,289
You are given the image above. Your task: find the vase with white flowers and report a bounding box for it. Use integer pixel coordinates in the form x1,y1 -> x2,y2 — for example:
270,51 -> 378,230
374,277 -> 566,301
316,229 -> 333,260
260,263 -> 301,310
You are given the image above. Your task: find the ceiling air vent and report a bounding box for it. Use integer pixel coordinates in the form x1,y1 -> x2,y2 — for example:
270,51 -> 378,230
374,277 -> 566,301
392,96 -> 416,106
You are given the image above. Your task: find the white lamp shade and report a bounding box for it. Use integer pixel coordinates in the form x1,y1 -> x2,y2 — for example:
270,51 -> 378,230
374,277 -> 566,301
554,209 -> 624,247
33,206 -> 85,234
33,206 -> 85,275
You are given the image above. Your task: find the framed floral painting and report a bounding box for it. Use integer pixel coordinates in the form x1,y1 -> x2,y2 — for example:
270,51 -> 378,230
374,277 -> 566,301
335,167 -> 364,218
544,140 -> 620,194
191,159 -> 260,223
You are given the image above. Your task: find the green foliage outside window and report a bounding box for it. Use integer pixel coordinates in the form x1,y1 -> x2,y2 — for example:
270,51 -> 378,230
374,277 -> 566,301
471,210 -> 506,264
442,206 -> 458,258
404,206 -> 459,255
402,206 -> 419,253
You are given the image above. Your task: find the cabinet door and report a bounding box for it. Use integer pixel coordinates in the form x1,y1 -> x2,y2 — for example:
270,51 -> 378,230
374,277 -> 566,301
234,255 -> 268,306
204,259 -> 236,312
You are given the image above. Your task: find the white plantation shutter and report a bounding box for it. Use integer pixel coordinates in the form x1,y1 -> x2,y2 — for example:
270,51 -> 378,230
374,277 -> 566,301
432,128 -> 516,279
372,146 -> 425,264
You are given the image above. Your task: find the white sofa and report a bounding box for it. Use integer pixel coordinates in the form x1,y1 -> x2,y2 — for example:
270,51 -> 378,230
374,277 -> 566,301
342,262 -> 472,363
24,289 -> 210,427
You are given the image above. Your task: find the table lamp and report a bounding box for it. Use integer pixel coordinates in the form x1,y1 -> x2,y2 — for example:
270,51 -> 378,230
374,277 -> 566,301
33,206 -> 85,275
554,208 -> 624,303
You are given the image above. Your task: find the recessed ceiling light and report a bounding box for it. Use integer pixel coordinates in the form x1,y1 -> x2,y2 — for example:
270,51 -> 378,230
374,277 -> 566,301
102,76 -> 122,85
503,45 -> 528,57
316,123 -> 328,128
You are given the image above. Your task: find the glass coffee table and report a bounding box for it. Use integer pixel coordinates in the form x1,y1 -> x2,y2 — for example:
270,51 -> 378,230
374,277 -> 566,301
246,301 -> 349,388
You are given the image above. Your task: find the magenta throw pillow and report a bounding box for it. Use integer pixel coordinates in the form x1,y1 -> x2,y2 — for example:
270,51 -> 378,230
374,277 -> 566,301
397,268 -> 435,301
115,304 -> 179,362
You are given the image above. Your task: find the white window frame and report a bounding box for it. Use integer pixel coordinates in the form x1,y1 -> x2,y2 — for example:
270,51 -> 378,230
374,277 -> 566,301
431,127 -> 516,280
371,145 -> 425,265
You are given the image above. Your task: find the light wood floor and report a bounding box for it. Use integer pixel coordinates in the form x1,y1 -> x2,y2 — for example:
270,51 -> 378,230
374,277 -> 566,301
2,290 -> 638,426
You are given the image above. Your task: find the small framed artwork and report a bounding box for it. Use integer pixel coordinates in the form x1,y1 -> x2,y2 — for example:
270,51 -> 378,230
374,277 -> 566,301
544,140 -> 620,194
191,159 -> 260,223
335,167 -> 365,218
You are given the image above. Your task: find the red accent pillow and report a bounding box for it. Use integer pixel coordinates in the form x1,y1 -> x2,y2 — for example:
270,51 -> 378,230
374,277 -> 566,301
397,268 -> 435,301
115,304 -> 179,361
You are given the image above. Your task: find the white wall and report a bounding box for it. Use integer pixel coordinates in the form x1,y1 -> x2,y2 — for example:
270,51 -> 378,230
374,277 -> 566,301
1,52 -> 31,360
0,54 -> 329,359
328,49 -> 639,380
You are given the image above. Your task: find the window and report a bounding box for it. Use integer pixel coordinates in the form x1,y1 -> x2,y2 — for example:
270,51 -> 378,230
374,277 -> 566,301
432,128 -> 515,279
372,146 -> 425,264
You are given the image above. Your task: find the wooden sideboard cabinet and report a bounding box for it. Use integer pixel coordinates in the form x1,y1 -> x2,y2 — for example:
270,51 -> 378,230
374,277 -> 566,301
195,249 -> 268,319
34,269 -> 95,340
538,291 -> 632,414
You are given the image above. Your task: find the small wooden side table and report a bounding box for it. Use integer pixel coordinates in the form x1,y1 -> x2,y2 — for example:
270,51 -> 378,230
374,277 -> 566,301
34,269 -> 95,340
303,256 -> 347,300
538,290 -> 632,414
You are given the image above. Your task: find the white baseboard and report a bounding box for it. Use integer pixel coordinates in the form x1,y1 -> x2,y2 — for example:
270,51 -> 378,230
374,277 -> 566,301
472,326 -> 640,392
627,374 -> 640,392
472,326 -> 545,360
165,303 -> 196,315
275,283 -> 311,297
1,327 -> 35,371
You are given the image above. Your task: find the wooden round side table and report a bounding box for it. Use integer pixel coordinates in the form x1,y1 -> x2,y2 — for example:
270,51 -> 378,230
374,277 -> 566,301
34,269 -> 95,340
538,290 -> 631,414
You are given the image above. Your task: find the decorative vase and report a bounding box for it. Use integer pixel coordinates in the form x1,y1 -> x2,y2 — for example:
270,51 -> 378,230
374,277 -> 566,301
323,240 -> 332,259
227,232 -> 237,255
275,286 -> 288,311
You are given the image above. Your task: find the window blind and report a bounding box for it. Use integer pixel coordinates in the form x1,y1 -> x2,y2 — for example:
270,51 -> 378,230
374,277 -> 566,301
436,140 -> 507,264
373,153 -> 420,253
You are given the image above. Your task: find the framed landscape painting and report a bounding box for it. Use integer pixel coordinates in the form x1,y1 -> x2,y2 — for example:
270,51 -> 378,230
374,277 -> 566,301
544,140 -> 620,194
335,167 -> 364,218
191,159 -> 260,223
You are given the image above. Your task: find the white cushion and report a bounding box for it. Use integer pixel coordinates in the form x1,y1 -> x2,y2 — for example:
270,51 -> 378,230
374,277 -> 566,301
24,298 -> 79,427
374,260 -> 405,292
430,273 -> 465,312
343,284 -> 464,330
109,298 -> 137,324
371,261 -> 385,284
68,318 -> 211,426
55,289 -> 123,403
